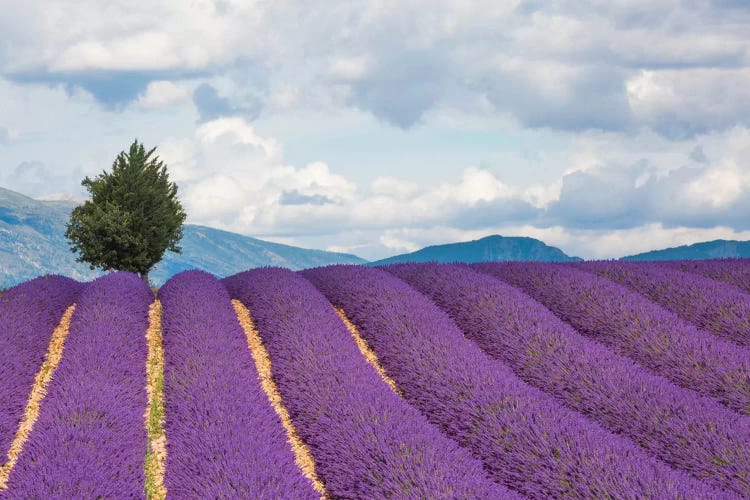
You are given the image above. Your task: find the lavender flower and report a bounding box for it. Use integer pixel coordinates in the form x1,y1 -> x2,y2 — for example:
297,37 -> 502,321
6,272 -> 152,497
474,262 -> 750,415
159,270 -> 316,498
225,267 -> 514,499
0,275 -> 82,458
670,258 -> 750,296
303,265 -> 726,499
386,262 -> 750,495
574,260 -> 750,348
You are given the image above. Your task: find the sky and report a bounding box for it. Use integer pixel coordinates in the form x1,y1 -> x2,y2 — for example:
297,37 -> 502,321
2,0 -> 750,260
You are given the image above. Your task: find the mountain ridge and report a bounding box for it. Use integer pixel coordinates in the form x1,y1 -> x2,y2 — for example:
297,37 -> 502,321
0,187 -> 365,288
4,185 -> 750,287
621,239 -> 750,261
369,234 -> 582,265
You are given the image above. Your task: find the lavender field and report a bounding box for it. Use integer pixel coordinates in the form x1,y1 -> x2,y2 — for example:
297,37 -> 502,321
1,261 -> 749,499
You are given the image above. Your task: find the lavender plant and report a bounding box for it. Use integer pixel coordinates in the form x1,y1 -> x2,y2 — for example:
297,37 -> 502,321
0,276 -> 82,458
670,259 -> 750,296
224,267 -> 515,499
386,262 -> 750,495
5,272 -> 151,497
303,265 -> 727,499
574,260 -> 750,347
158,270 -> 316,498
474,262 -> 750,415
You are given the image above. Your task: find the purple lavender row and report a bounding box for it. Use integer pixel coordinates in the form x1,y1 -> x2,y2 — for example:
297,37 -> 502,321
574,260 -> 750,348
669,258 -> 750,295
0,275 -> 83,457
5,272 -> 152,497
158,270 -> 315,498
302,265 -> 724,499
474,262 -> 750,415
224,268 -> 514,499
386,263 -> 750,495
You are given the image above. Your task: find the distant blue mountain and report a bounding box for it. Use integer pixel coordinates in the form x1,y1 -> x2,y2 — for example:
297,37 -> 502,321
149,225 -> 366,284
369,235 -> 582,266
0,187 -> 365,288
621,239 -> 750,261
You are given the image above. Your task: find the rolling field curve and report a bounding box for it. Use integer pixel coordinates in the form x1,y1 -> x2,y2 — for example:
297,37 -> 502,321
0,261 -> 747,498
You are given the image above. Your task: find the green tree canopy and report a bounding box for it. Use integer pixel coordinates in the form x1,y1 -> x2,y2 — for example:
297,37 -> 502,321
65,139 -> 187,282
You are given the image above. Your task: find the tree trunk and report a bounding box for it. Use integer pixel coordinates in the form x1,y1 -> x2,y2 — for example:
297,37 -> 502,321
141,272 -> 149,284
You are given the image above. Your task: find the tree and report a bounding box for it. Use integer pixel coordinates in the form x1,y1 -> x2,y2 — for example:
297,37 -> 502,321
65,139 -> 187,283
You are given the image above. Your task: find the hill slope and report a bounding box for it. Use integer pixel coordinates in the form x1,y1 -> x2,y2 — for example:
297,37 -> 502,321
621,239 -> 750,261
149,225 -> 366,284
0,187 -> 365,288
369,235 -> 582,266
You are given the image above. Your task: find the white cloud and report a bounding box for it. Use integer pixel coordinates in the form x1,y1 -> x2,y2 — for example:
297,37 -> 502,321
0,76 -> 197,198
146,115 -> 549,241
627,68 -> 750,137
196,117 -> 280,160
542,124 -> 750,232
56,112 -> 744,260
329,56 -> 372,80
162,117 -> 357,234
135,80 -> 191,109
449,167 -> 514,204
52,34 -> 174,72
1,1 -> 267,73
522,181 -> 563,208
4,0 -> 750,135
4,1 -> 750,263
682,167 -> 744,208
370,177 -> 420,199
267,84 -> 301,110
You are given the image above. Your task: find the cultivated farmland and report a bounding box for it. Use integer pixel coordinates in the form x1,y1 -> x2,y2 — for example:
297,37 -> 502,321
1,261 -> 749,498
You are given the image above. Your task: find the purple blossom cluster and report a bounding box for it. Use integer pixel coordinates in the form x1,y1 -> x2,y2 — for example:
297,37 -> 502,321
224,267 -> 513,499
158,270 -> 315,498
575,260 -> 750,348
670,258 -> 750,295
5,272 -> 152,497
386,262 -> 750,495
302,265 -> 725,499
0,275 -> 83,457
474,262 -> 750,415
